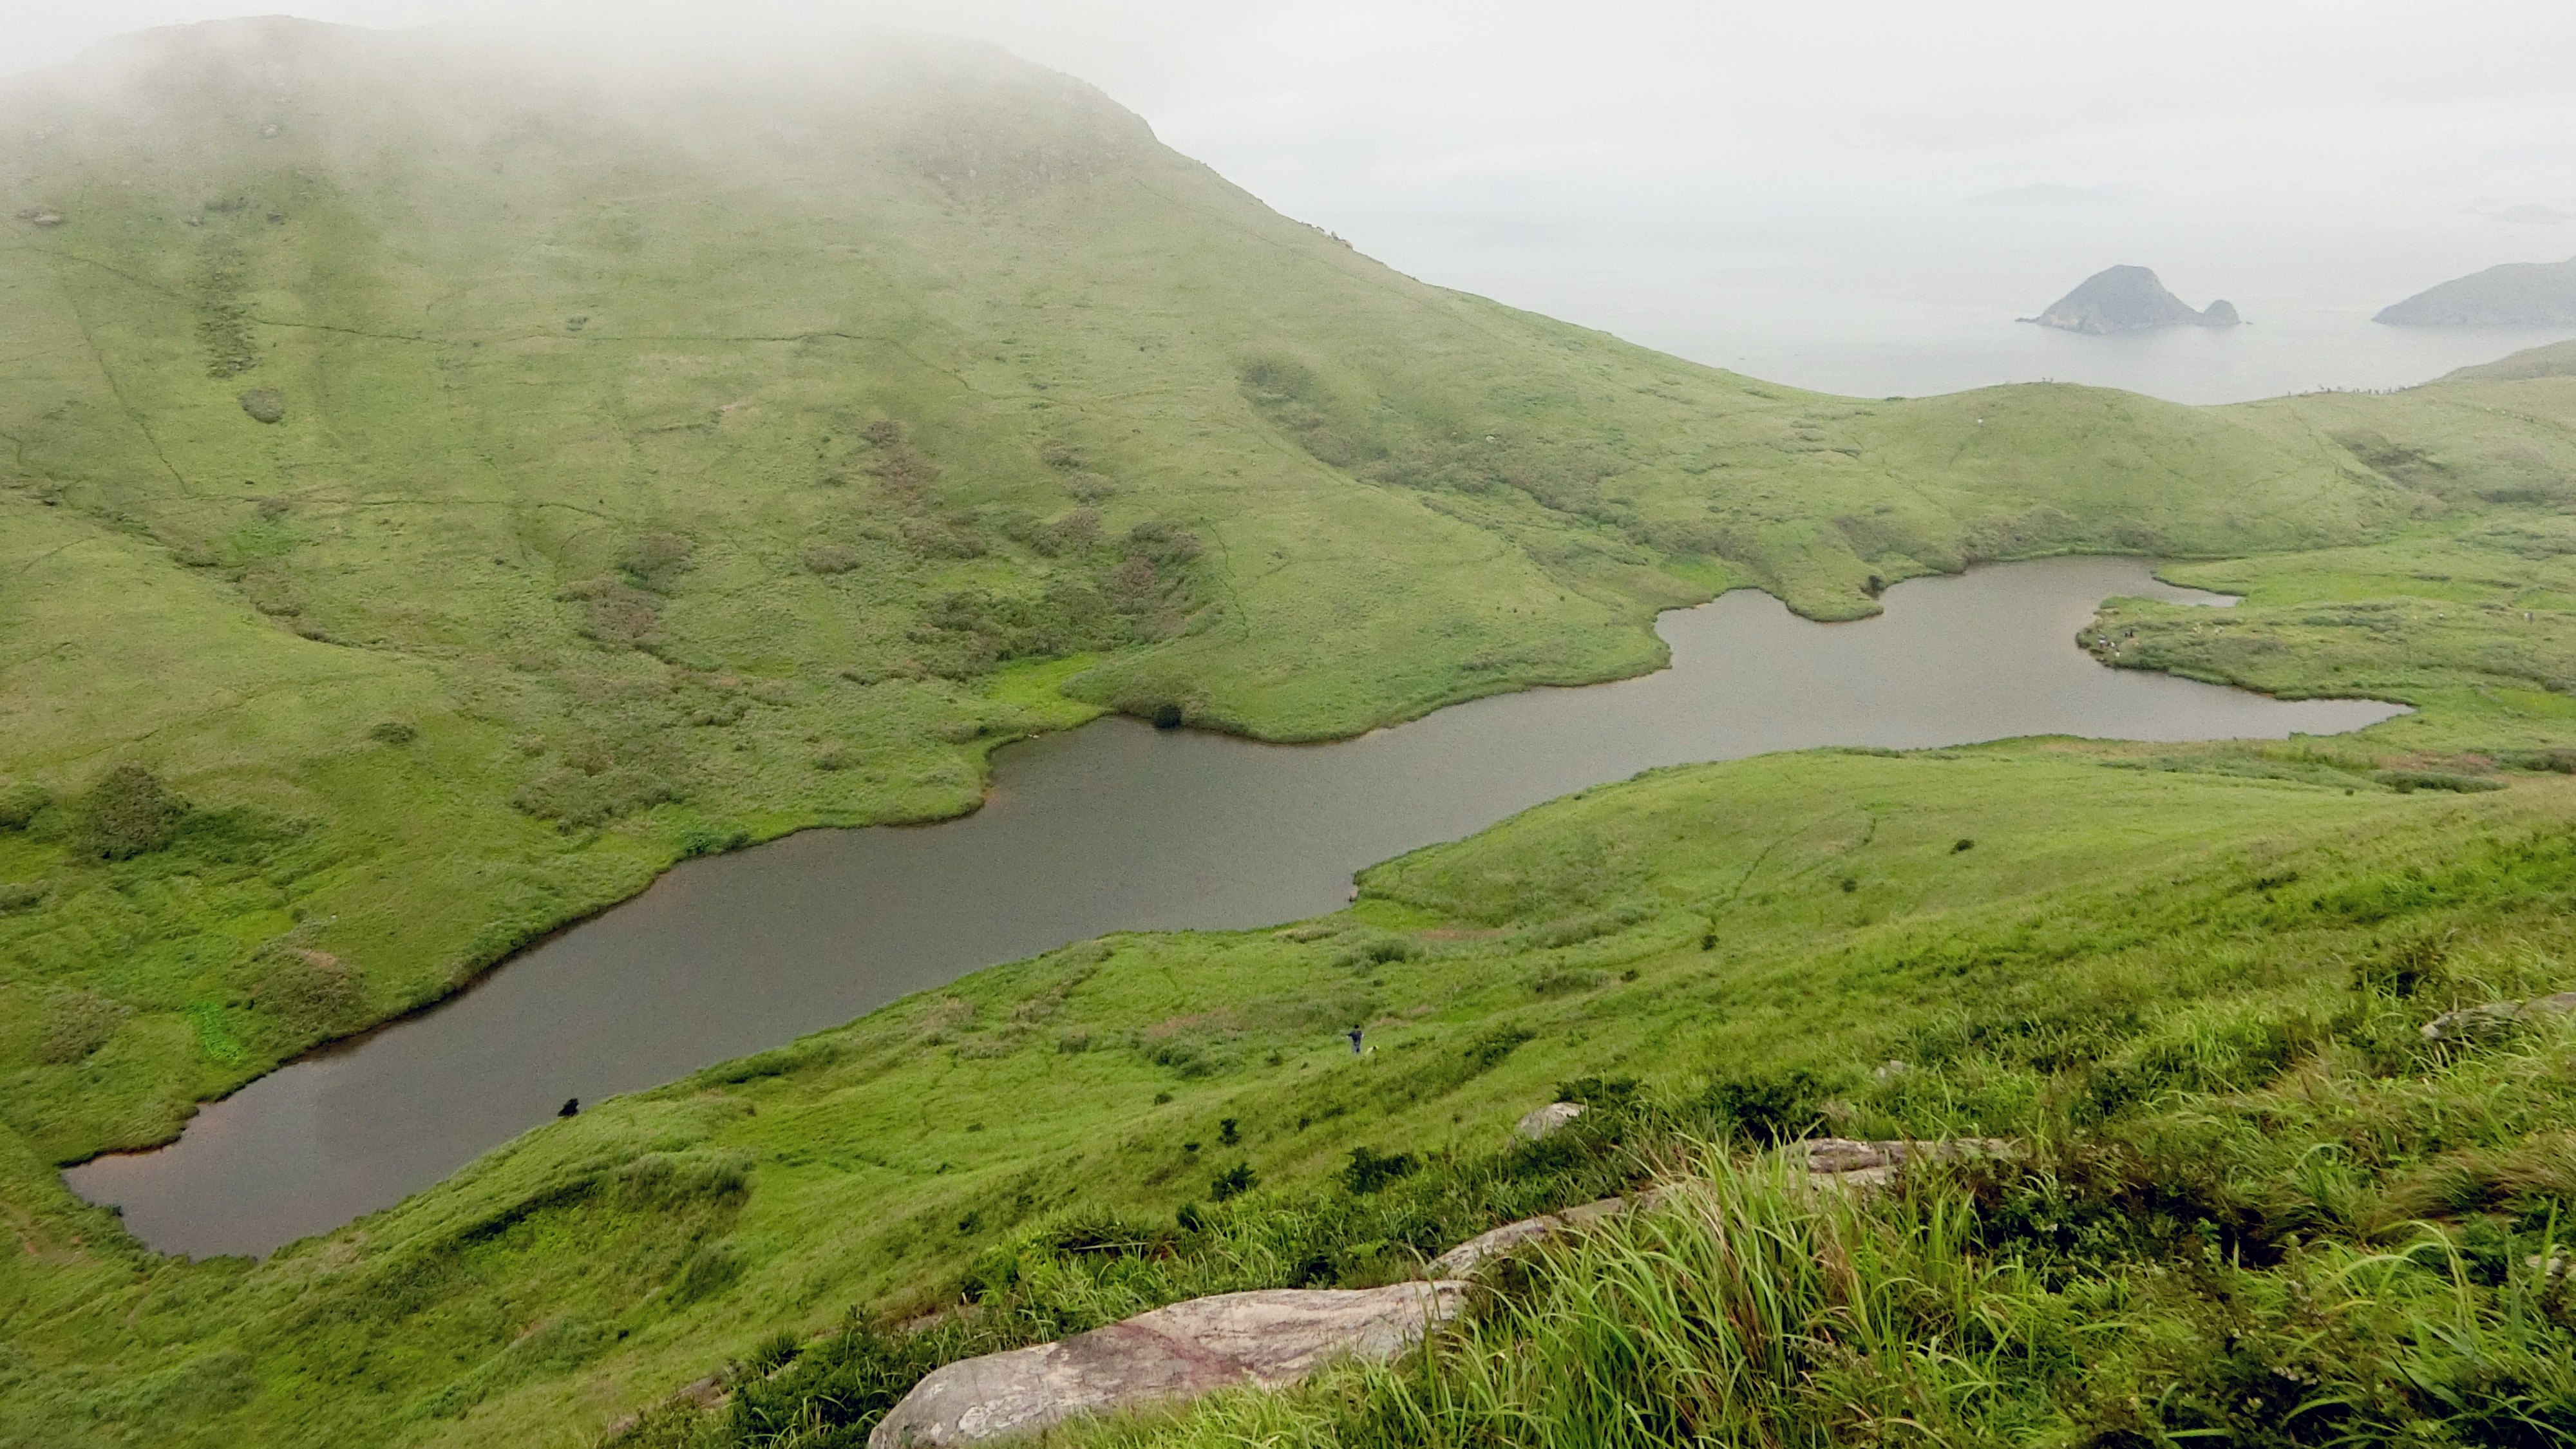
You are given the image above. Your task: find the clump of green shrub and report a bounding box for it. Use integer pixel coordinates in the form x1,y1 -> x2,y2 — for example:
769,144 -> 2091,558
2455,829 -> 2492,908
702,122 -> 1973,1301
1209,1164 -> 1258,1202
75,763 -> 187,859
1340,1146 -> 1416,1195
618,531 -> 697,591
1704,1066 -> 1830,1145
2376,768 -> 2505,793
801,542 -> 860,574
0,779 -> 50,829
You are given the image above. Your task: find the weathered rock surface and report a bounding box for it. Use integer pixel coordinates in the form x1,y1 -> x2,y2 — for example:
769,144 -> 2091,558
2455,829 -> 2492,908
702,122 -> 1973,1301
2023,265 -> 2241,333
2421,990 -> 2576,1042
1513,1101 -> 1584,1139
1797,1135 -> 2013,1191
1425,1189 -> 1640,1278
869,1282 -> 1466,1448
2377,256 -> 2576,326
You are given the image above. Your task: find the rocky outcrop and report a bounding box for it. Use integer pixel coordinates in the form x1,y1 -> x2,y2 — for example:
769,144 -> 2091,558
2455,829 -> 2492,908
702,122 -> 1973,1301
2420,990 -> 2576,1043
1425,1189 -> 1642,1278
2378,257 -> 2576,326
869,1283 -> 1467,1448
851,1135 -> 2014,1445
2023,265 -> 2242,334
1513,1101 -> 1584,1139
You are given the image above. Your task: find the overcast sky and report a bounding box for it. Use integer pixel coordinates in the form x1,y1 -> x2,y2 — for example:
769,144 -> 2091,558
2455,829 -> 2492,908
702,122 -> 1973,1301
7,2 -> 2573,397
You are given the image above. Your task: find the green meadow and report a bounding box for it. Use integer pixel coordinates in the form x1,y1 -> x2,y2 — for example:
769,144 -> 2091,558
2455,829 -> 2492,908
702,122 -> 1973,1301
3,17 -> 2575,1449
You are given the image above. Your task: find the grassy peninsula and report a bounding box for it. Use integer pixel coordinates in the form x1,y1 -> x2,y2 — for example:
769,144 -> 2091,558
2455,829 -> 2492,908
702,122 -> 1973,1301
2,17 -> 2575,1449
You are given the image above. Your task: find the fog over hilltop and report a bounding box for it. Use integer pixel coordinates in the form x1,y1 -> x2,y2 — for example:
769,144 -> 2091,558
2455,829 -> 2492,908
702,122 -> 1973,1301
9,1 -> 2576,399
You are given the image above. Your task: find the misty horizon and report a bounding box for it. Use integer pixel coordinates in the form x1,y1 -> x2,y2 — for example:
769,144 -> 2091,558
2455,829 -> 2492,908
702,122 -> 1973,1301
8,3 -> 2574,399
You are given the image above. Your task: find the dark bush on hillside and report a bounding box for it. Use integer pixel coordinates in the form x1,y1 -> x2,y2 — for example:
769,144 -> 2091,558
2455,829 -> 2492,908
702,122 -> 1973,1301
1123,518 -> 1202,565
1341,1146 -> 1416,1195
1705,1067 -> 1830,1145
618,532 -> 696,591
801,542 -> 861,574
1520,905 -> 1648,949
1336,935 -> 1421,969
1209,1163 -> 1258,1201
237,386 -> 285,424
2376,769 -> 2504,793
1463,1025 -> 1535,1072
2499,748 -> 2576,773
743,1330 -> 800,1378
1045,507 -> 1100,554
368,719 -> 418,744
76,763 -> 187,859
1556,1075 -> 1641,1110
900,516 -> 987,559
559,574 -> 662,649
0,779 -> 48,829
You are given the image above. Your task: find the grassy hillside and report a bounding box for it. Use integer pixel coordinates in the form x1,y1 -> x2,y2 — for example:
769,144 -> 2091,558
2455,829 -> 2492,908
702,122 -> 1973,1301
6,15 -> 2575,1188
6,733 -> 2575,1446
3,17 -> 2575,1448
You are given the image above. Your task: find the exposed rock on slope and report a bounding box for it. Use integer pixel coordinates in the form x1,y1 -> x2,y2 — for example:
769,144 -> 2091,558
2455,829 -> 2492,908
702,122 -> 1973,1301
2377,256 -> 2576,326
870,1283 -> 1468,1447
2025,265 -> 2243,334
866,1137 -> 2003,1444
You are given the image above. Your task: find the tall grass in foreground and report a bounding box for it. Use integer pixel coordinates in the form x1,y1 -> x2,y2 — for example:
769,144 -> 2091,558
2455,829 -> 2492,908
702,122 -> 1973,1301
609,920 -> 2576,1449
1074,1154 -> 2575,1448
1068,1018 -> 2576,1449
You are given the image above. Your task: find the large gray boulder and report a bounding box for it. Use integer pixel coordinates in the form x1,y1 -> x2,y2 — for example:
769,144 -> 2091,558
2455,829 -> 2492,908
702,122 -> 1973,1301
869,1282 -> 1466,1447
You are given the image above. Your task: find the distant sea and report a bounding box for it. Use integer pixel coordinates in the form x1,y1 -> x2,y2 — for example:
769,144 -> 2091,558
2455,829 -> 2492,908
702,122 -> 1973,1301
1645,290 -> 2576,406
1383,223 -> 2576,407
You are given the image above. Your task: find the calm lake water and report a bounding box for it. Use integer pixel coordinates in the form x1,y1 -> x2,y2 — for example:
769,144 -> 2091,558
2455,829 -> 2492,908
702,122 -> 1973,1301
69,557 -> 2404,1258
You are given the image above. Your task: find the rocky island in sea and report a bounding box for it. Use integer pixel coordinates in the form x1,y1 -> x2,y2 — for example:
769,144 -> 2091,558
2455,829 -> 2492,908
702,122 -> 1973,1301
2376,256 -> 2576,326
2022,264 -> 2242,334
